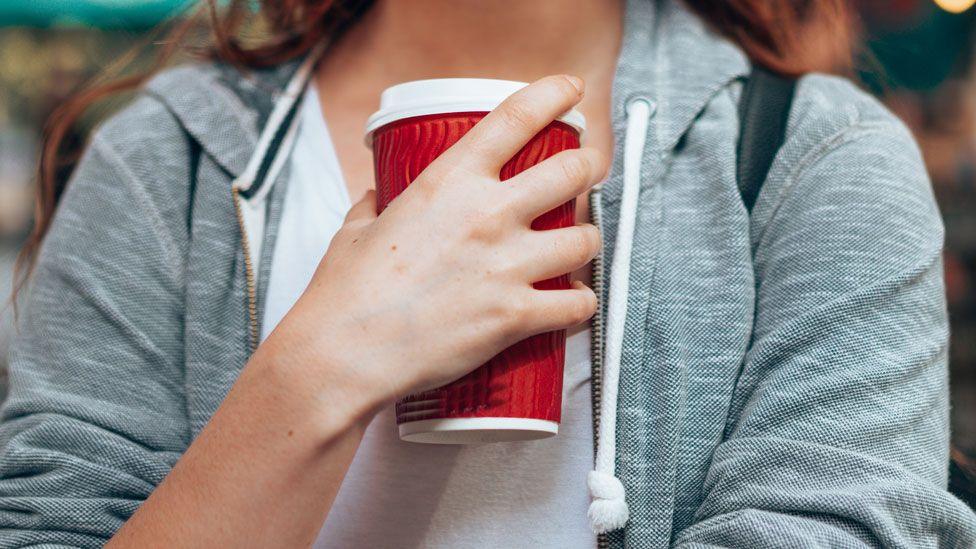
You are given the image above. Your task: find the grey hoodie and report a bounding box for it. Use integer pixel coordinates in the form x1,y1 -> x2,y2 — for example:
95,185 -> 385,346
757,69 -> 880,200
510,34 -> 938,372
1,0 -> 974,547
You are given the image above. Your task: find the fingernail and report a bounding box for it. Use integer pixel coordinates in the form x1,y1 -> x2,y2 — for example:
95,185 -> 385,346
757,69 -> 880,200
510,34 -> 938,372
564,75 -> 584,96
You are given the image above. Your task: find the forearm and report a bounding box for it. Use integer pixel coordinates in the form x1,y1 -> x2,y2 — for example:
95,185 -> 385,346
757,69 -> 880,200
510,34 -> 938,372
107,340 -> 377,548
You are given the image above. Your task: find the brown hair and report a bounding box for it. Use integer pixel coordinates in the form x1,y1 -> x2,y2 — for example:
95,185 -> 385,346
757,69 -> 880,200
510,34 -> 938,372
14,0 -> 855,291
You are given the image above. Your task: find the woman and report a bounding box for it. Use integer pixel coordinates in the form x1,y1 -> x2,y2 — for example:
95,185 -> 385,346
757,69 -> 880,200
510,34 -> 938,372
3,0 -> 974,547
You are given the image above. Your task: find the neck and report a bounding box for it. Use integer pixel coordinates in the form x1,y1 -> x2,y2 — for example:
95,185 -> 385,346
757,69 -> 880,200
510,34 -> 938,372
319,0 -> 624,91
313,0 -> 623,232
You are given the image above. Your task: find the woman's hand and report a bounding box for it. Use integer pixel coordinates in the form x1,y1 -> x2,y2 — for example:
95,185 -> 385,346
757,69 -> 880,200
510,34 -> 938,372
259,75 -> 606,419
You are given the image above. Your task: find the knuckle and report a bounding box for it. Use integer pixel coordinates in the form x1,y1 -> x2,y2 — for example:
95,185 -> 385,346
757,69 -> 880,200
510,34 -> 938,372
496,250 -> 524,278
483,199 -> 510,221
343,220 -> 368,234
417,162 -> 443,183
569,289 -> 597,323
439,140 -> 486,174
494,257 -> 517,279
415,165 -> 448,196
583,148 -> 609,180
463,221 -> 495,243
502,295 -> 532,331
485,299 -> 508,327
560,151 -> 591,183
420,159 -> 474,191
542,74 -> 580,100
333,226 -> 356,244
582,289 -> 598,316
583,224 -> 603,256
567,230 -> 590,263
462,209 -> 504,242
498,182 -> 526,211
499,98 -> 539,130
404,181 -> 437,208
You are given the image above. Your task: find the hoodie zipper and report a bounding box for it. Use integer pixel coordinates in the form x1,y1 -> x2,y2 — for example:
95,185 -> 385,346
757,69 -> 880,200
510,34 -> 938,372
589,188 -> 609,549
232,187 -> 260,354
228,46 -> 327,358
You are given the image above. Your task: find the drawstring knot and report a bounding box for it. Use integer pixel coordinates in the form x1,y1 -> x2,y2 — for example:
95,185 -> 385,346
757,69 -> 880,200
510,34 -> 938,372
587,470 -> 629,532
587,97 -> 653,534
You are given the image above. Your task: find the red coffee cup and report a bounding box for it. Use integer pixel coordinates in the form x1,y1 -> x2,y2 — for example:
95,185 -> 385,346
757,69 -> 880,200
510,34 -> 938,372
365,79 -> 586,444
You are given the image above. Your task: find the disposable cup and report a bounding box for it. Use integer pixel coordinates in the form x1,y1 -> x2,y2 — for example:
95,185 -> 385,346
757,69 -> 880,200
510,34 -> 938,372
366,78 -> 585,444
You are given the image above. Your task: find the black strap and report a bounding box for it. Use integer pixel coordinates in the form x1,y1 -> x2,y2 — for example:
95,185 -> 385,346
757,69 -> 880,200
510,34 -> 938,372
736,66 -> 797,213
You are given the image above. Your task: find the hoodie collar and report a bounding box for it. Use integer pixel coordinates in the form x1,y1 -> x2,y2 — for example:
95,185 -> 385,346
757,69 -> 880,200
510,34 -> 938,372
145,58 -> 304,179
614,0 -> 749,152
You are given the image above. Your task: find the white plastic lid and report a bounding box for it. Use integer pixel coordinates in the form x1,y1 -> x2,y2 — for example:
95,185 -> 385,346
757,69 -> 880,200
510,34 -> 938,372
364,78 -> 586,139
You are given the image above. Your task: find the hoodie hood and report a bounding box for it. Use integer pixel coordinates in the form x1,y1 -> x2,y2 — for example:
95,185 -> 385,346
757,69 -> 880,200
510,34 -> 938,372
145,57 -> 305,179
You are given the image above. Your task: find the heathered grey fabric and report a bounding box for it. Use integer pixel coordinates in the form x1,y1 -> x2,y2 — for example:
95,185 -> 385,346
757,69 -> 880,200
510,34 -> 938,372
1,0 -> 973,547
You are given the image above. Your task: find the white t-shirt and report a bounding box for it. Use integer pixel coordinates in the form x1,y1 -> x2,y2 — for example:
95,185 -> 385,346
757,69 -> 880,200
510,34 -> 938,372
262,87 -> 596,549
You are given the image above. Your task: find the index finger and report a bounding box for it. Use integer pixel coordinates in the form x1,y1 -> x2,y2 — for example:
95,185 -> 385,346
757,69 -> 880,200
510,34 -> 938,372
446,75 -> 584,174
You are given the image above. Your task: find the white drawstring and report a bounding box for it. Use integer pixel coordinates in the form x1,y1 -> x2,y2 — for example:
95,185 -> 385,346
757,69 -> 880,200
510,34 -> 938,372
233,41 -> 328,195
231,43 -> 328,277
588,97 -> 653,534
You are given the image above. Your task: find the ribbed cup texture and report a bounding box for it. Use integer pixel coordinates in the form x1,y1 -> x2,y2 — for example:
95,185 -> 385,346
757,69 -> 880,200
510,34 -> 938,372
372,112 -> 580,425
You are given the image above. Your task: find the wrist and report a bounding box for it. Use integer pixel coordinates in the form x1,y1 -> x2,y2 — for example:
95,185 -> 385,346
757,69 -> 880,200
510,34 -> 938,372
242,330 -> 388,446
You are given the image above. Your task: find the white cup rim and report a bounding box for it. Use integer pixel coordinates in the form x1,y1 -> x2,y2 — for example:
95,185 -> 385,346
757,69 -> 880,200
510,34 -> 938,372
364,78 -> 586,143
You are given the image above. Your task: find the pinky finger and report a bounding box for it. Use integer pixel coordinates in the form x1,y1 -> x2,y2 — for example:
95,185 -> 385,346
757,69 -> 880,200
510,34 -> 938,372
523,280 -> 598,334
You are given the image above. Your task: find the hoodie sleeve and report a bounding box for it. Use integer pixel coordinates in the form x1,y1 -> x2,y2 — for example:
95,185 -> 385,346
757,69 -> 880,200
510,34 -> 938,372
674,114 -> 976,547
0,97 -> 193,547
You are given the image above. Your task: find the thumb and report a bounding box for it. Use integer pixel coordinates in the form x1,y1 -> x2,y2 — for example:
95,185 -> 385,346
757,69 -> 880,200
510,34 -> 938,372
344,189 -> 378,224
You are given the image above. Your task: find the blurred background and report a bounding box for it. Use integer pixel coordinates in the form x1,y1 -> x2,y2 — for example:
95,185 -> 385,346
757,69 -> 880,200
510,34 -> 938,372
0,0 -> 974,464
